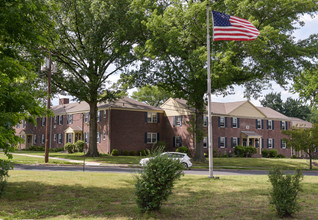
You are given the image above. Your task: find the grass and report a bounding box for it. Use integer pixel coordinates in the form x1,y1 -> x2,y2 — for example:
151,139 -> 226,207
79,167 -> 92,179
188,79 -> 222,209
0,170 -> 317,219
0,153 -> 75,165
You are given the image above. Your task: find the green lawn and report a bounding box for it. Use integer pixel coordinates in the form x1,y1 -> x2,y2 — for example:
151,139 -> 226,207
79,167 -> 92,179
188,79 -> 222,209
0,170 -> 317,219
5,151 -> 318,170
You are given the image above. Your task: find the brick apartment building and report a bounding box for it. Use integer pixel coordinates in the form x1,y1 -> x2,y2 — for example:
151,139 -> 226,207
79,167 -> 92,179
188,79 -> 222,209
15,97 -> 313,157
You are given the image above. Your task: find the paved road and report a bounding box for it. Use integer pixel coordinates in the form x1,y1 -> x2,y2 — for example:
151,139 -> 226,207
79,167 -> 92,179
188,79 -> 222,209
13,164 -> 318,176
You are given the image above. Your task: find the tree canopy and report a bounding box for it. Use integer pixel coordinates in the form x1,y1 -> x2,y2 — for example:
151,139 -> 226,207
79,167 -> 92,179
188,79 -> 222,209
48,0 -> 144,156
260,92 -> 311,121
125,0 -> 318,161
131,86 -> 173,107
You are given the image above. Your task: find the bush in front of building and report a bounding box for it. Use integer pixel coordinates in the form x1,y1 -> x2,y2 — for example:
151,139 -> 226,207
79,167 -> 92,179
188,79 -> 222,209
111,149 -> 120,156
262,149 -> 278,158
75,140 -> 86,152
135,149 -> 184,212
122,150 -> 129,156
276,154 -> 286,158
138,150 -> 147,156
129,151 -> 137,156
27,145 -> 45,151
268,167 -> 303,218
64,143 -> 76,153
234,146 -> 257,157
49,147 -> 65,152
176,146 -> 189,154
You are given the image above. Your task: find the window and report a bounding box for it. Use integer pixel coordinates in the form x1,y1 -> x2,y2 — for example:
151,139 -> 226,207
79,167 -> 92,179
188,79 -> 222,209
174,116 -> 182,126
22,120 -> 26,128
54,134 -> 57,142
147,112 -> 158,123
203,137 -> 207,148
84,113 -> 89,123
41,117 -> 46,126
54,116 -> 57,124
97,111 -> 101,122
147,132 -> 157,144
174,136 -> 182,147
267,138 -> 273,148
219,117 -> 225,127
41,134 -> 45,144
33,135 -> 37,145
281,121 -> 287,130
84,132 -> 89,143
58,134 -> 63,144
59,115 -> 63,125
232,137 -> 238,148
267,120 -> 273,130
256,119 -> 263,129
281,140 -> 287,149
66,133 -> 72,143
97,132 -> 101,143
103,110 -> 107,118
103,131 -> 106,140
67,115 -> 73,124
203,115 -> 208,127
232,117 -> 237,128
219,137 -> 226,148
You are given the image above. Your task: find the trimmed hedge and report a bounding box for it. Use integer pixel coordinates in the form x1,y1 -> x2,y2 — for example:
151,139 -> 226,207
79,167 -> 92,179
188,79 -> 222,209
262,149 -> 278,158
111,149 -> 120,156
234,146 -> 257,157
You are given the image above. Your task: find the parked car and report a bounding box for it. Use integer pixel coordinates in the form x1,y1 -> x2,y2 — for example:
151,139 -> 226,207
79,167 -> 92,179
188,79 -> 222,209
139,152 -> 192,169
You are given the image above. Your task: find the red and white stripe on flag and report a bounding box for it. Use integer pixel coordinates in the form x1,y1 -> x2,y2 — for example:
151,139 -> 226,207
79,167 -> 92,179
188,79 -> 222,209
212,11 -> 260,41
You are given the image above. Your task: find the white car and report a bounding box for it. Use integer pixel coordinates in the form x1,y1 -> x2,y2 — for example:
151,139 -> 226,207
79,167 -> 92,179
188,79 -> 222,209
139,152 -> 192,169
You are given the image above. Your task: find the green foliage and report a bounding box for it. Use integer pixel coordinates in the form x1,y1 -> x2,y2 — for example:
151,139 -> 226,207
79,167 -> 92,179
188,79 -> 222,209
111,149 -> 120,156
122,150 -> 129,156
135,150 -> 184,212
260,92 -> 311,121
75,141 -> 86,153
0,160 -> 12,198
276,154 -> 286,158
138,150 -> 147,156
64,143 -> 76,154
262,149 -> 278,158
176,146 -> 189,154
292,155 -> 297,159
268,167 -> 303,218
49,147 -> 64,152
131,85 -> 172,107
27,145 -> 45,151
234,146 -> 257,157
129,151 -> 137,156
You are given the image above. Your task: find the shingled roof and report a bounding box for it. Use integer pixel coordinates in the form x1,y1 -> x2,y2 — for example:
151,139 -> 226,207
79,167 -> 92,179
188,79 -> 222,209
52,97 -> 162,115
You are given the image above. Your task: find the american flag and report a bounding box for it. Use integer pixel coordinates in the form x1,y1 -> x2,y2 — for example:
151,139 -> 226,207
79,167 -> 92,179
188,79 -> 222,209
212,11 -> 260,41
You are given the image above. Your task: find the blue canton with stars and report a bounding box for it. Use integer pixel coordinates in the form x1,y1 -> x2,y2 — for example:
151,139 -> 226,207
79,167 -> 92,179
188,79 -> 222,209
212,11 -> 232,26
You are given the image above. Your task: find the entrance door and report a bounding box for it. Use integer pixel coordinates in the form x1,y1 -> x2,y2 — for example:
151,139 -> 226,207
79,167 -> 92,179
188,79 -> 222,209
26,135 -> 32,148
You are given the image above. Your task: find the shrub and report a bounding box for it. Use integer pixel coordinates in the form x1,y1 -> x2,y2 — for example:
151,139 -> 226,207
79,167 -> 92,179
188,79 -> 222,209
291,155 -> 297,159
64,143 -> 76,153
138,150 -> 146,156
0,160 -> 12,198
122,150 -> 129,156
262,149 -> 278,158
129,151 -> 137,156
268,167 -> 303,218
235,146 -> 257,157
276,154 -> 286,158
75,140 -> 86,152
28,145 -> 45,151
262,149 -> 269,158
111,149 -> 120,156
135,150 -> 184,212
176,146 -> 189,154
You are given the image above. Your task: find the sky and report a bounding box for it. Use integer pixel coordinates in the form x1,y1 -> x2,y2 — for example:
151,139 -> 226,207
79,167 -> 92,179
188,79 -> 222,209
52,13 -> 318,107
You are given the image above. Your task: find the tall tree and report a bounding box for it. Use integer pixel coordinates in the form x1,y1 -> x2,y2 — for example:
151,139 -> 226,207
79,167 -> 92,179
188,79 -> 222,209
131,86 -> 173,107
260,92 -> 311,121
283,125 -> 318,170
48,0 -> 143,156
127,0 -> 318,161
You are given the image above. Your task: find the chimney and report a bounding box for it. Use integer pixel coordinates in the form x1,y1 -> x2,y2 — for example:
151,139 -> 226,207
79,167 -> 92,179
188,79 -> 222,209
59,98 -> 69,105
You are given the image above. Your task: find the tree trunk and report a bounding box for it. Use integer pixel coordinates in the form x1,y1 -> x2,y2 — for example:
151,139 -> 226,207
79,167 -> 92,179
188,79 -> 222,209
193,109 -> 206,162
309,150 -> 312,170
86,101 -> 99,157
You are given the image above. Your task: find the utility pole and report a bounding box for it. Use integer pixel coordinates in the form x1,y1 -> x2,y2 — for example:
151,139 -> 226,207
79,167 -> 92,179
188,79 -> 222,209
44,54 -> 52,163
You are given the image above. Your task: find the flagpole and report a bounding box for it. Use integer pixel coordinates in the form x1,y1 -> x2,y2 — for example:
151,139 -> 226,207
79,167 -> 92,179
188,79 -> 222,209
207,3 -> 214,178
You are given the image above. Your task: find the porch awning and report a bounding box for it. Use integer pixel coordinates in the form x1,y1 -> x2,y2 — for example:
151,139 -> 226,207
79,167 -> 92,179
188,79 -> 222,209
65,126 -> 82,133
241,131 -> 262,138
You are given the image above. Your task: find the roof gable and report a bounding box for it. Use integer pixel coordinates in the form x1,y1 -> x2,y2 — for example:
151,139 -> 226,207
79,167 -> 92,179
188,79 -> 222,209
160,98 -> 192,116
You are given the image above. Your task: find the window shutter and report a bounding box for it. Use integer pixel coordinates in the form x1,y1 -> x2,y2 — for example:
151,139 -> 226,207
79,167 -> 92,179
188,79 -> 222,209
281,139 -> 283,148
225,137 -> 228,148
280,121 -> 282,129
61,116 -> 63,125
262,138 -> 264,148
237,118 -> 240,128
261,120 -> 264,129
145,112 -> 147,122
157,113 -> 160,123
256,119 -> 258,128
273,121 -> 275,130
157,133 -> 160,142
225,117 -> 227,128
218,117 -> 220,127
231,118 -> 233,128
285,121 -> 288,130
267,120 -> 269,129
173,136 -> 175,147
231,137 -> 233,148
99,132 -> 101,143
145,133 -> 147,143
173,116 -> 176,127
218,137 -> 220,148
44,117 -> 46,126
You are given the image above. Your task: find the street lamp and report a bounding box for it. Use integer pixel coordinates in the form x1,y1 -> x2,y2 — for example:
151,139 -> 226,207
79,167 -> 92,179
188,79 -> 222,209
41,54 -> 57,163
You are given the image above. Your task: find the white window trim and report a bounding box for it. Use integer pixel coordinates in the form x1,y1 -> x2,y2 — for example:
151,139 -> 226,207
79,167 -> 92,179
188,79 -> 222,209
281,121 -> 286,130
232,137 -> 238,147
220,137 -> 225,148
203,137 -> 207,148
282,140 -> 287,149
103,110 -> 107,118
84,113 -> 89,123
33,135 -> 37,145
147,112 -> 157,123
147,132 -> 157,144
257,119 -> 262,129
220,117 -> 225,127
97,111 -> 101,122
175,116 -> 182,126
203,115 -> 208,127
268,138 -> 273,148
174,136 -> 182,147
103,131 -> 106,140
58,134 -> 62,144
